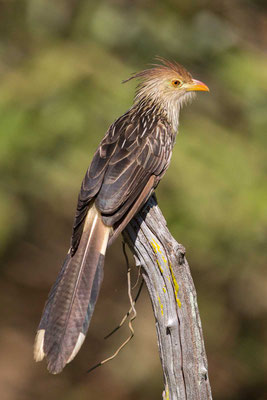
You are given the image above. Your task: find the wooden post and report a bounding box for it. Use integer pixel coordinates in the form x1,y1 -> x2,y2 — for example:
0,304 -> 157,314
123,195 -> 212,400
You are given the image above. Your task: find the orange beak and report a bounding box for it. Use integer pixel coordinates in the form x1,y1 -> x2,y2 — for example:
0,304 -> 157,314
185,79 -> 209,92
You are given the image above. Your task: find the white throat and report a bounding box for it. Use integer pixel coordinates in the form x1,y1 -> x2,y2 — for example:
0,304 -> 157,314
165,100 -> 181,133
162,92 -> 196,133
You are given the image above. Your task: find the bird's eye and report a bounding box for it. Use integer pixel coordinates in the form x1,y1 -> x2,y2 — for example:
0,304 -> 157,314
171,79 -> 181,88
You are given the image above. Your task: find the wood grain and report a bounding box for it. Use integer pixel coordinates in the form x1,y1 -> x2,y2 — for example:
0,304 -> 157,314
123,194 -> 213,400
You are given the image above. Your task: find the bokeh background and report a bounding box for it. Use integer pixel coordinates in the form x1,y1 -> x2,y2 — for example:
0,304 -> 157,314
0,1 -> 266,399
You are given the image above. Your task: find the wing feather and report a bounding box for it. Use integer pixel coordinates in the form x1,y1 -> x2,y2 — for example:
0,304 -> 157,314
71,108 -> 174,249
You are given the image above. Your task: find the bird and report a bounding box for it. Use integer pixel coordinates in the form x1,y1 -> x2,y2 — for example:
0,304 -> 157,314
34,58 -> 209,374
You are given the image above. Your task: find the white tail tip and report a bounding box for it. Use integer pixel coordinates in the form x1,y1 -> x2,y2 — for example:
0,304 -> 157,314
67,332 -> 86,364
34,329 -> 46,362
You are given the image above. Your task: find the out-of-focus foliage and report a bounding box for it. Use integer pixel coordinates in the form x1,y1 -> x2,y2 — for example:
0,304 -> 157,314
0,1 -> 266,399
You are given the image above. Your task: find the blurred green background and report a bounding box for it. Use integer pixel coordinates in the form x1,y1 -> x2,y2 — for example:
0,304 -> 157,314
0,0 -> 266,399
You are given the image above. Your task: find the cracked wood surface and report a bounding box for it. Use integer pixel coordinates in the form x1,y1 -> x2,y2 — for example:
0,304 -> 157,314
123,195 -> 212,400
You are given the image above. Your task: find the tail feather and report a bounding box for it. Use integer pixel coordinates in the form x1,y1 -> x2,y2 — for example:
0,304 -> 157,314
34,204 -> 111,374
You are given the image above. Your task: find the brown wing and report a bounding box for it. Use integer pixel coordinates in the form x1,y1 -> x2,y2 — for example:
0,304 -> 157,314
71,109 -> 174,252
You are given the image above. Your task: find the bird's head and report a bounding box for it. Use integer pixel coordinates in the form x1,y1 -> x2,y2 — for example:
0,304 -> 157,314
124,58 -> 209,130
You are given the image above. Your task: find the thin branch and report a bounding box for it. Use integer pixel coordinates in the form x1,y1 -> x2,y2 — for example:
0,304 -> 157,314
87,242 -> 138,374
104,280 -> 143,340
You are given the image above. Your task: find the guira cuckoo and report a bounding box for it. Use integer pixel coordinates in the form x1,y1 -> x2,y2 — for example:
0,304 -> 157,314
34,58 -> 209,374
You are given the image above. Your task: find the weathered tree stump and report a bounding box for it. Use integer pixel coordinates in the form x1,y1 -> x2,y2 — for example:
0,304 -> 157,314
123,194 -> 212,400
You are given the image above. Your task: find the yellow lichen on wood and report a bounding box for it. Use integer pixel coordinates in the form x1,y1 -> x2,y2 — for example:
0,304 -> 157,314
169,263 -> 182,307
165,386 -> 169,400
158,295 -> 164,315
156,259 -> 164,273
150,238 -> 181,307
150,239 -> 164,273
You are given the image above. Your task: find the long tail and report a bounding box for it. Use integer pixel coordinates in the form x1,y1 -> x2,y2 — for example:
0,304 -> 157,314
34,204 -> 111,374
